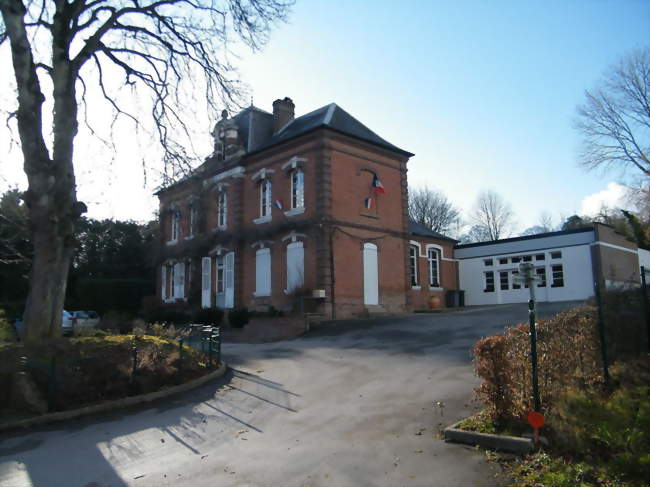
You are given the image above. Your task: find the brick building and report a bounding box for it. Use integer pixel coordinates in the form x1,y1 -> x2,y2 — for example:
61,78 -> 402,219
156,98 -> 458,318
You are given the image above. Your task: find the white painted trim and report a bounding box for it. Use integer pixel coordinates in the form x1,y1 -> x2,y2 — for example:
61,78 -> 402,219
209,245 -> 231,256
284,207 -> 305,217
166,240 -> 178,246
425,243 -> 444,259
429,286 -> 443,291
281,156 -> 307,171
281,231 -> 308,242
253,215 -> 272,225
251,168 -> 275,181
591,241 -> 638,255
202,166 -> 244,186
409,240 -> 425,257
251,240 -> 274,249
411,286 -> 422,290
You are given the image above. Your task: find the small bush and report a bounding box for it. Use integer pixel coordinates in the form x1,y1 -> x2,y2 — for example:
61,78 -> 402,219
0,309 -> 17,343
192,307 -> 224,326
228,307 -> 250,328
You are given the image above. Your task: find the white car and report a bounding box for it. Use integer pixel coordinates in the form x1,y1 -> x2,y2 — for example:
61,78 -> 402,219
68,311 -> 101,331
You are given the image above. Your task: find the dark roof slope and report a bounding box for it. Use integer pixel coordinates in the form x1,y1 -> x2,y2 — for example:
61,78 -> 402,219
254,103 -> 414,157
454,226 -> 595,249
408,220 -> 457,242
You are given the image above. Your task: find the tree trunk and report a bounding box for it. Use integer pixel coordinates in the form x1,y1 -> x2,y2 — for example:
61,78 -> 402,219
2,0 -> 82,345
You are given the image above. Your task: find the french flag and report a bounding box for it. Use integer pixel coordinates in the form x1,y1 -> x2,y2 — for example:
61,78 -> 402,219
372,174 -> 385,194
274,200 -> 284,210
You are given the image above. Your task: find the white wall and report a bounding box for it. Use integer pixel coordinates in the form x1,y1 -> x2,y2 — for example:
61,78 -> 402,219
459,244 -> 594,306
638,248 -> 650,274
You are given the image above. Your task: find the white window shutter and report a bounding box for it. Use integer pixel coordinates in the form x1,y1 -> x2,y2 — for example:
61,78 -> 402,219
161,265 -> 167,300
178,262 -> 185,299
255,248 -> 271,296
201,257 -> 211,308
287,242 -> 304,292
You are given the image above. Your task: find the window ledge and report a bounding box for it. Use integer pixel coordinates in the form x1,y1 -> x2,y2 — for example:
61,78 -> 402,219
166,240 -> 178,246
429,286 -> 443,291
184,235 -> 194,240
212,225 -> 228,232
411,285 -> 421,291
253,292 -> 271,297
360,212 -> 380,219
253,216 -> 272,225
284,207 -> 305,217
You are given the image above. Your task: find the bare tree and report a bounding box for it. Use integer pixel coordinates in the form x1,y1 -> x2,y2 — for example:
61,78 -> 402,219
408,186 -> 460,235
470,190 -> 514,241
0,0 -> 290,345
575,47 -> 650,180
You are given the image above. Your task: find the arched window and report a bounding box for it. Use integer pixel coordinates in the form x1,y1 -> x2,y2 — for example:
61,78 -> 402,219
409,245 -> 419,287
428,247 -> 440,287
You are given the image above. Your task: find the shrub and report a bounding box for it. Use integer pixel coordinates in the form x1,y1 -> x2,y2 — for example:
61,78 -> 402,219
228,307 -> 250,328
192,307 -> 224,326
472,306 -> 602,422
0,309 -> 16,343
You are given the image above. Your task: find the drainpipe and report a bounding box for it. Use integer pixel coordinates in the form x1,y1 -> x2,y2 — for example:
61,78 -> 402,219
329,225 -> 336,319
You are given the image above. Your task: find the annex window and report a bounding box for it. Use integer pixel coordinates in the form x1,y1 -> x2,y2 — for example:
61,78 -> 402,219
260,179 -> 272,218
511,256 -> 521,263
536,267 -> 547,287
499,258 -> 508,265
484,259 -> 493,266
499,271 -> 509,290
484,271 -> 495,293
217,192 -> 227,228
535,254 -> 545,261
523,255 -> 532,262
428,248 -> 440,287
551,251 -> 562,259
409,245 -> 419,287
512,270 -> 521,289
551,264 -> 564,287
291,169 -> 305,209
255,248 -> 271,296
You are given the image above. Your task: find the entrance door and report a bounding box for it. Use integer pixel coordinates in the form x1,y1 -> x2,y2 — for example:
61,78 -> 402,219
224,251 -> 235,308
363,243 -> 378,305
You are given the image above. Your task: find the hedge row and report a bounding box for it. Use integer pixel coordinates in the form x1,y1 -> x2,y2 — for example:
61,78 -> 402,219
472,306 -> 603,422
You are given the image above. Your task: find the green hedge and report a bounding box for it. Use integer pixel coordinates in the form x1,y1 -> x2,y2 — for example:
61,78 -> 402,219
66,278 -> 154,315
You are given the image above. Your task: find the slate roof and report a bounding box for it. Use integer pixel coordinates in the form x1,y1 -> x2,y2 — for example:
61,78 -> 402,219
253,103 -> 414,157
408,220 -> 457,242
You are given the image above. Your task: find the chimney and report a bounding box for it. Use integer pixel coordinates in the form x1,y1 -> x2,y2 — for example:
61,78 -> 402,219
272,97 -> 295,133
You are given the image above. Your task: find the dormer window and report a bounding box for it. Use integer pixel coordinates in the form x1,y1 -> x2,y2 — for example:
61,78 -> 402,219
260,179 -> 272,218
291,169 -> 304,209
217,191 -> 227,229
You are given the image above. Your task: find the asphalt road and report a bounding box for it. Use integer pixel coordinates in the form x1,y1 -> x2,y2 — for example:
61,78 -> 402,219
0,301 -> 581,487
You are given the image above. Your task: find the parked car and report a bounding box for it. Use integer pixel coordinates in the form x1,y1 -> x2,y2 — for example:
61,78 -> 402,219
69,311 -> 100,331
13,311 -> 90,338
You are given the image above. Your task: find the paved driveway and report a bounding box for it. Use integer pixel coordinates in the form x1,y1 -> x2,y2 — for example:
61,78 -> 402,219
0,301 -> 580,487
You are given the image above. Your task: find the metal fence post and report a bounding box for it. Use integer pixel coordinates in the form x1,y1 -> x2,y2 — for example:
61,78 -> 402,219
178,337 -> 184,370
641,266 -> 650,354
594,280 -> 610,384
528,299 -> 541,412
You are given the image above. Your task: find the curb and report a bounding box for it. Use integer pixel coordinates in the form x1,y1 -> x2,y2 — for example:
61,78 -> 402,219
443,423 -> 533,454
0,362 -> 227,433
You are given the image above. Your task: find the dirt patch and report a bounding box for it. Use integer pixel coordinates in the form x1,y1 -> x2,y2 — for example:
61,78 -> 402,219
222,316 -> 306,343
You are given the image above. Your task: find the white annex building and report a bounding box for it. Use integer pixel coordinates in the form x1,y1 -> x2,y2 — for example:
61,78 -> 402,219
456,224 -> 643,306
